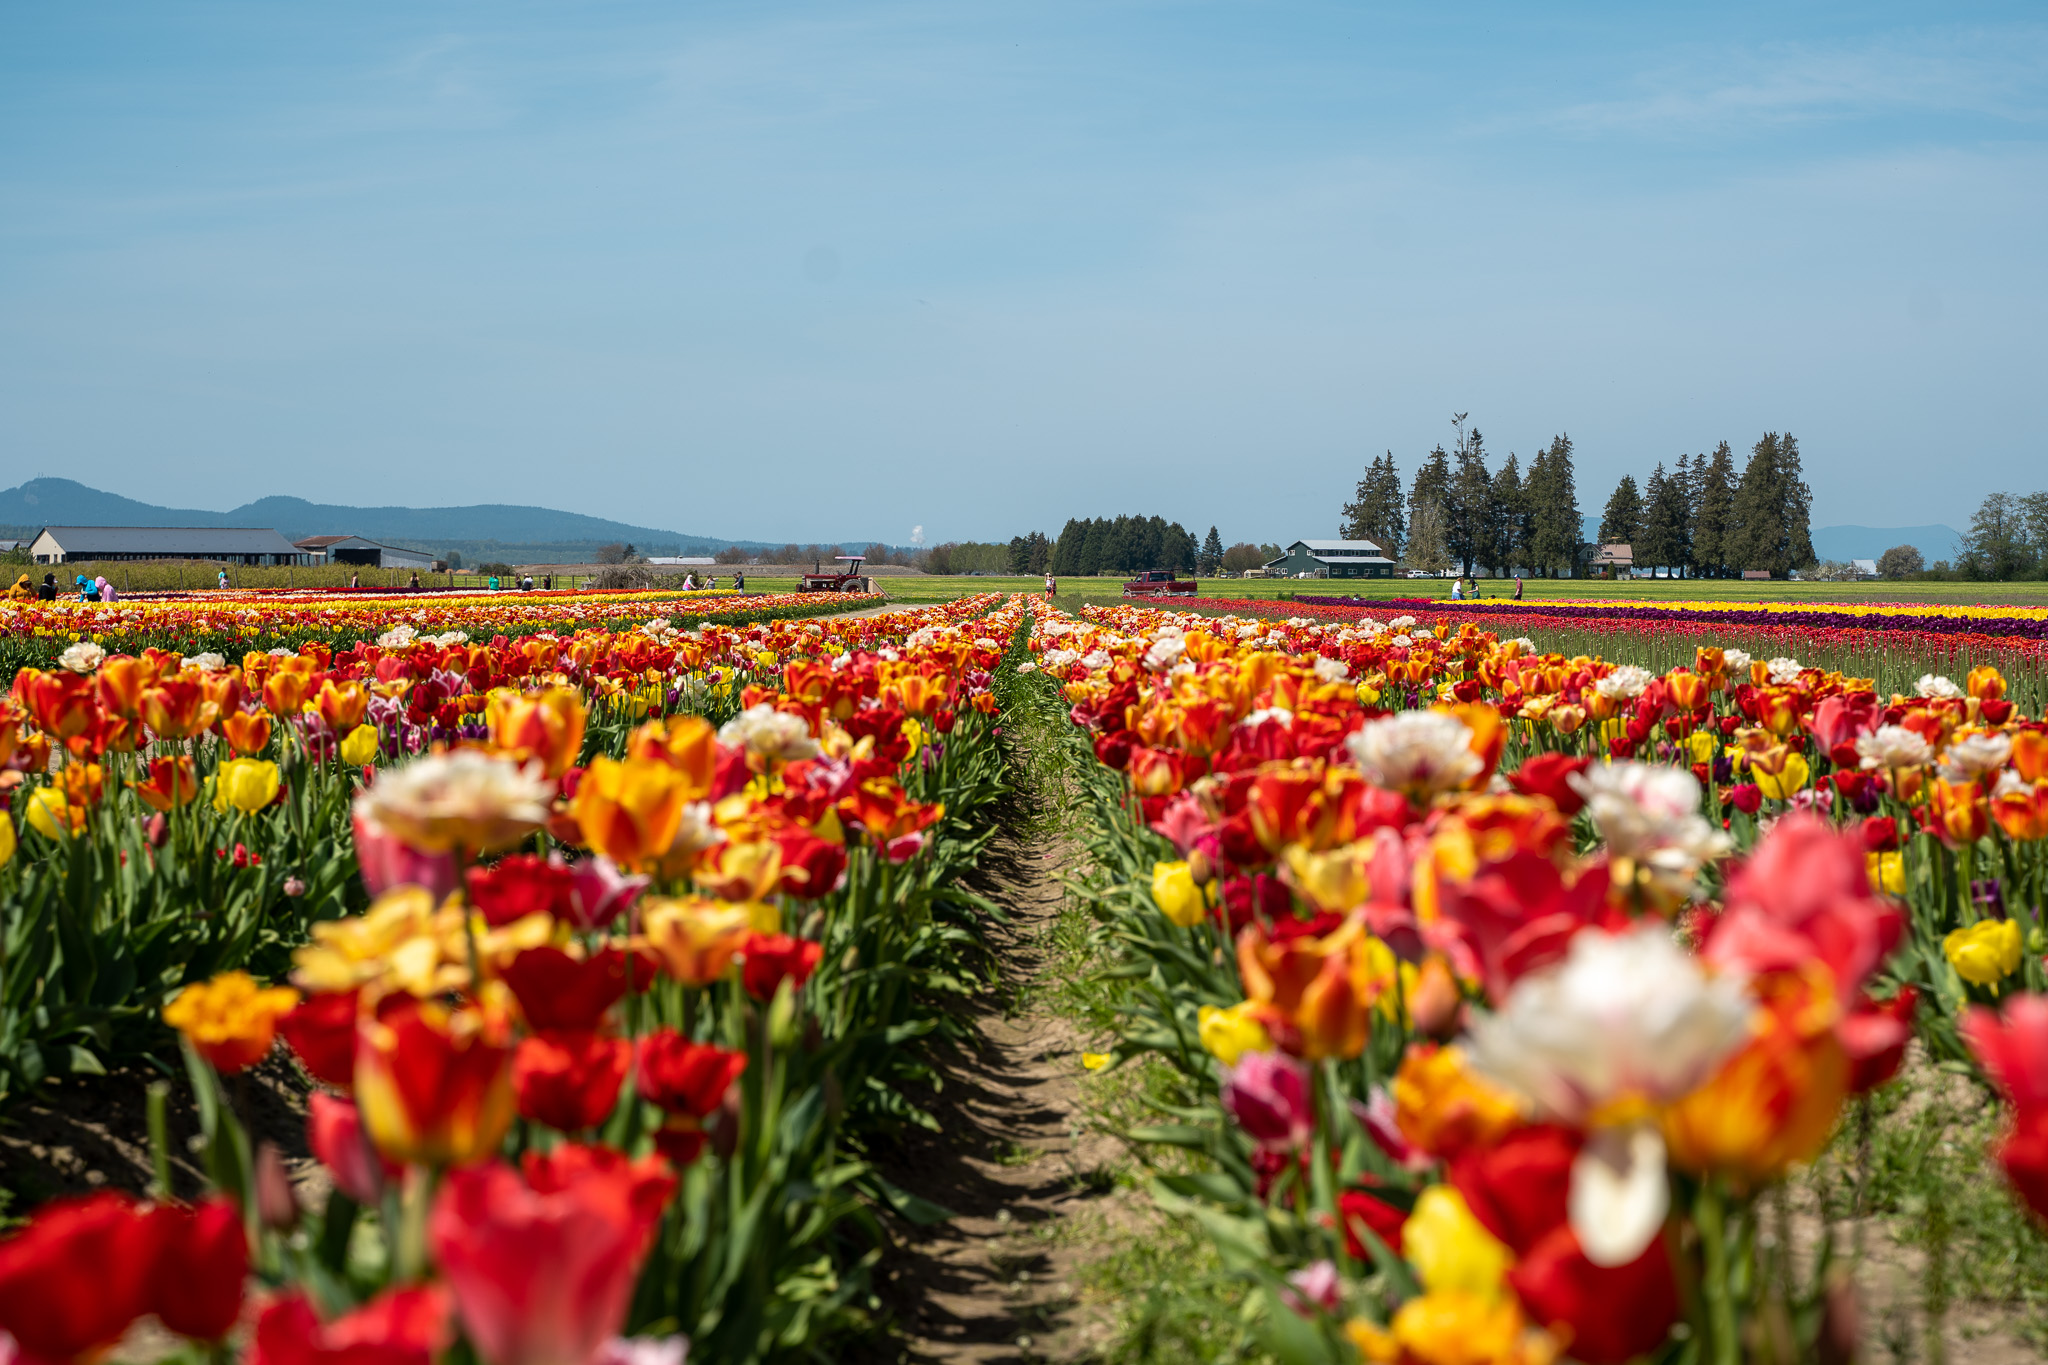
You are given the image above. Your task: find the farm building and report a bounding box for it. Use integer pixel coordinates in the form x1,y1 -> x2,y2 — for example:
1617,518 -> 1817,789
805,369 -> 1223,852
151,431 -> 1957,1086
1263,539 -> 1397,579
1589,543 -> 1634,573
294,535 -> 439,569
29,526 -> 307,566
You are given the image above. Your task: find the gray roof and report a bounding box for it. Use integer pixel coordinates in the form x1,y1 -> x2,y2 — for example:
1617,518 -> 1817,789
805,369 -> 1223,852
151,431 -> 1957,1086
1289,538 -> 1384,554
33,526 -> 300,555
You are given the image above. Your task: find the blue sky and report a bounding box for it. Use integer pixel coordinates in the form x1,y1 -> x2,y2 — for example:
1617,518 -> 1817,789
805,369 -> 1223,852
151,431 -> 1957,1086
1,3 -> 2043,545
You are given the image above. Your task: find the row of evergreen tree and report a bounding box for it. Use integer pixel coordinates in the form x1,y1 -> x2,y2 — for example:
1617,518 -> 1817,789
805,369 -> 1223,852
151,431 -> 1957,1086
1595,433 -> 1814,577
1339,417 -> 1816,578
1048,515 -> 1202,577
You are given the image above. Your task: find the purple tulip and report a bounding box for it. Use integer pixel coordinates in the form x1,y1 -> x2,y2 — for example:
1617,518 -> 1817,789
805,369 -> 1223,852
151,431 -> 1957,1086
1221,1050 -> 1314,1151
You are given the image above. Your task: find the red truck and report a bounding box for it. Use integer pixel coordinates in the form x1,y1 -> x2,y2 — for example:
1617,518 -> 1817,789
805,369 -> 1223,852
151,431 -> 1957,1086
1121,570 -> 1198,598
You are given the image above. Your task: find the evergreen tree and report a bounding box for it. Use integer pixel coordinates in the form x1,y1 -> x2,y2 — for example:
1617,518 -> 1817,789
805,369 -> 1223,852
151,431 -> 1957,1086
1526,433 -> 1581,577
1490,453 -> 1527,576
1637,463 -> 1691,576
1598,475 -> 1644,550
1776,432 -> 1816,571
1407,446 -> 1453,575
1051,518 -> 1083,576
1341,452 -> 1406,558
1445,416 -> 1493,576
1728,437 -> 1786,576
1201,526 -> 1224,575
1690,442 -> 1736,577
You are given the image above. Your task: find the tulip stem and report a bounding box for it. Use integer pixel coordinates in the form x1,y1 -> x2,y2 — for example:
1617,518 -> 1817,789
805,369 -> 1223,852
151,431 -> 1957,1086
1695,1180 -> 1741,1365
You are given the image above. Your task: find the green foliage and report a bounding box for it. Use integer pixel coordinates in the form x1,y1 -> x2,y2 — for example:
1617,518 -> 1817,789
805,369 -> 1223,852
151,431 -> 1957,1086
1051,516 -> 1201,577
1599,472 -> 1644,547
1340,453 -> 1406,562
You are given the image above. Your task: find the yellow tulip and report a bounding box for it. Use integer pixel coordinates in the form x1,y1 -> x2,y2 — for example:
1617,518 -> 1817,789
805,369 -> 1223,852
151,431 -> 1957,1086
1752,753 -> 1811,800
1080,1052 -> 1111,1071
0,812 -> 12,867
1197,1002 -> 1272,1066
1945,918 -> 2022,991
1402,1185 -> 1512,1300
1866,851 -> 1905,895
214,758 -> 282,814
24,787 -> 73,839
1686,729 -> 1718,765
338,724 -> 382,768
1150,859 -> 1206,928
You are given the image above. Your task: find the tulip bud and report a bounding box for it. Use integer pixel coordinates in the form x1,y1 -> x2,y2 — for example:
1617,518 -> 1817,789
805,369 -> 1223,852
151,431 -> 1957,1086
255,1141 -> 300,1231
144,812 -> 169,847
283,876 -> 307,898
1408,955 -> 1464,1041
767,978 -> 800,1049
1187,847 -> 1214,886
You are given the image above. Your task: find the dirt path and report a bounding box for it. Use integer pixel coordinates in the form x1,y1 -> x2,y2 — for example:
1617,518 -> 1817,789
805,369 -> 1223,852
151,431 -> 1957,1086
868,786 -> 1131,1363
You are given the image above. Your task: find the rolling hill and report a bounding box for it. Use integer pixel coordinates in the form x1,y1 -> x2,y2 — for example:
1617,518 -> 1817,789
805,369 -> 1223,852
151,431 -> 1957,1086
0,478 -> 881,562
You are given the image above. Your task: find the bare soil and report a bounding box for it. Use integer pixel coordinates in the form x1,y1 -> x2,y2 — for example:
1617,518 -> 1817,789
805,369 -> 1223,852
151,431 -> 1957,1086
864,798 -> 1138,1364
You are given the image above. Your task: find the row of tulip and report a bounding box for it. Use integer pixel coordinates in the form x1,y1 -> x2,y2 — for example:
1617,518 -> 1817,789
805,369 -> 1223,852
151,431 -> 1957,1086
0,586 -> 881,672
0,592 -> 1023,1365
1201,596 -> 2048,716
1025,597 -> 2048,1364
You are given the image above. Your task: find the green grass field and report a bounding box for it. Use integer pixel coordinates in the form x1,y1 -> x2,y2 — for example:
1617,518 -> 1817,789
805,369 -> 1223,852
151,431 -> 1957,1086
755,574 -> 2048,607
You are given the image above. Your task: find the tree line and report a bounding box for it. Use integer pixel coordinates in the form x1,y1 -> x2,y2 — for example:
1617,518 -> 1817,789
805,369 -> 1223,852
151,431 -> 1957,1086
1948,491 -> 2048,581
1340,418 -> 1817,579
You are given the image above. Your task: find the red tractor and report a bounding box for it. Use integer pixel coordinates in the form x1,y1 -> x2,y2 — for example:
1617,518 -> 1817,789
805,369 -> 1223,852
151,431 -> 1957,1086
799,555 -> 872,593
1121,570 -> 1198,598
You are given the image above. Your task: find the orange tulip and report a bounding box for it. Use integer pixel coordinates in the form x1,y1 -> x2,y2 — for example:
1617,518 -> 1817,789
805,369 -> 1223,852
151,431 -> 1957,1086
569,756 -> 687,868
262,659 -> 317,717
140,680 -> 220,740
220,710 -> 274,757
488,687 -> 588,779
200,669 -> 249,718
132,756 -> 200,811
639,897 -> 752,986
314,680 -> 370,735
1665,669 -> 1710,712
1391,1042 -> 1522,1160
1993,779 -> 2048,842
95,656 -> 150,719
1664,966 -> 1847,1183
1236,918 -> 1393,1062
14,668 -> 98,741
163,970 -> 300,1075
2012,728 -> 2048,784
1968,665 -> 2007,701
354,993 -> 516,1168
1930,778 -> 1990,846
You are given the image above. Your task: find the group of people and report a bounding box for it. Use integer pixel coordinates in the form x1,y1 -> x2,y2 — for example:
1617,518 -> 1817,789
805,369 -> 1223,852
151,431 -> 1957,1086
8,572 -> 117,603
1447,574 -> 1525,601
680,571 -> 743,591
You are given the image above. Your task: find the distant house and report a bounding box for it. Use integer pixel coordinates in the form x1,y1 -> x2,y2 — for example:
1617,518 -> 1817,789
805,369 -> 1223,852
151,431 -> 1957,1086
30,526 -> 306,566
647,557 -> 717,567
295,535 -> 438,570
1852,558 -> 1879,579
1589,543 -> 1634,573
1264,538 -> 1397,580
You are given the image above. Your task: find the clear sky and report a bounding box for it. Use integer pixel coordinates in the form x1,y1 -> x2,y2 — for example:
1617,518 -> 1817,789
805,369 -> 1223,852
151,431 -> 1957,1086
2,3 -> 2042,545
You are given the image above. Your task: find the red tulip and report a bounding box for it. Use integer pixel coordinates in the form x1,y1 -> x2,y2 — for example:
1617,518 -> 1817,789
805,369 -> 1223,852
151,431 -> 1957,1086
427,1146 -> 677,1365
1504,753 -> 1591,815
0,1192 -> 165,1363
738,933 -> 823,1001
308,1091 -> 400,1205
1335,1186 -> 1407,1260
514,1031 -> 632,1133
1702,812 -> 1902,999
1964,997 -> 2048,1220
636,1030 -> 746,1118
773,829 -> 847,900
1446,1123 -> 1580,1256
467,854 -> 577,927
148,1197 -> 248,1341
1842,987 -> 1918,1094
1508,1224 -> 1680,1365
1220,1051 -> 1314,1152
502,946 -> 640,1033
249,1285 -> 452,1365
278,989 -> 361,1089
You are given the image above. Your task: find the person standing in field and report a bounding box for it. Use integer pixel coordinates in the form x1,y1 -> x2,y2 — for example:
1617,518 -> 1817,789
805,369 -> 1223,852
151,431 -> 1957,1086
218,569 -> 229,589
1045,572 -> 1056,598
1514,574 -> 1524,601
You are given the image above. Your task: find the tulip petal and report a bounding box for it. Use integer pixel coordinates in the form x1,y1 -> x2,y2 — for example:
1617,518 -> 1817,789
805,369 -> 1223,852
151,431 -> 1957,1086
1568,1122 -> 1668,1268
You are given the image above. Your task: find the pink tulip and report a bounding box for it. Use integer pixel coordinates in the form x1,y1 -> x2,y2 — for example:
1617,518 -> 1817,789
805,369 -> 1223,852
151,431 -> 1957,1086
307,1092 -> 396,1206
352,810 -> 458,901
428,1145 -> 677,1365
1221,1051 -> 1315,1152
567,856 -> 649,931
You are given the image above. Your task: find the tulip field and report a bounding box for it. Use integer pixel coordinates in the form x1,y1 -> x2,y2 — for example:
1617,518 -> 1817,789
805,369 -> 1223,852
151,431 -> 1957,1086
6,584 -> 2048,1363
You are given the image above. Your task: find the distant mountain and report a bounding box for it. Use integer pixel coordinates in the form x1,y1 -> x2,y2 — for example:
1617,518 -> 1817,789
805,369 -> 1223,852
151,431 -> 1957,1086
0,478 -> 891,562
1578,515 -> 1960,564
